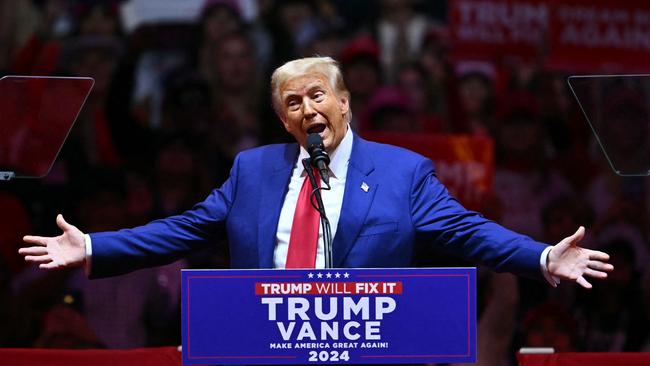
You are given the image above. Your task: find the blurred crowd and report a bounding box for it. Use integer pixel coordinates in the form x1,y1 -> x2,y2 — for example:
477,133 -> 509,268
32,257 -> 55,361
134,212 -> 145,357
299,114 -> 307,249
0,0 -> 649,364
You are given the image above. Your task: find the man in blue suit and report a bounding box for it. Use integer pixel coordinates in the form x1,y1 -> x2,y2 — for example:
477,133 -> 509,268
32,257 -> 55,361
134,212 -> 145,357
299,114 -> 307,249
20,57 -> 612,288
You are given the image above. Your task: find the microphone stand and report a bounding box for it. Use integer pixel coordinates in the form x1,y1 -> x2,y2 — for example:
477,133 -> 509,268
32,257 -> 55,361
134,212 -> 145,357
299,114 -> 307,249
302,158 -> 333,268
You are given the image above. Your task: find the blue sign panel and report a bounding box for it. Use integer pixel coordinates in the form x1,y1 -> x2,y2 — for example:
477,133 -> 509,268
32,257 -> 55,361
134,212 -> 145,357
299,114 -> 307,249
182,268 -> 476,364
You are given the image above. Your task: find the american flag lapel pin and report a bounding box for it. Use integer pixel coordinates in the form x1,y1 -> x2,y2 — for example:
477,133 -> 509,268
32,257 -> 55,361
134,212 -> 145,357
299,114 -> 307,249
360,182 -> 369,192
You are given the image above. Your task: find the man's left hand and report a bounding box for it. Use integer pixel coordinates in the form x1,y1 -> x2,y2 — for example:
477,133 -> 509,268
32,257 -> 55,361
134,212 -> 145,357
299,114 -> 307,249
547,226 -> 614,289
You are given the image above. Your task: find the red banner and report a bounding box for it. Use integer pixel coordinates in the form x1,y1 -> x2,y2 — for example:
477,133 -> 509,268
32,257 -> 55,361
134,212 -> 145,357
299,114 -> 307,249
518,352 -> 650,366
362,133 -> 494,211
449,0 -> 548,60
0,347 -> 180,366
255,282 -> 404,295
449,0 -> 650,72
546,0 -> 650,73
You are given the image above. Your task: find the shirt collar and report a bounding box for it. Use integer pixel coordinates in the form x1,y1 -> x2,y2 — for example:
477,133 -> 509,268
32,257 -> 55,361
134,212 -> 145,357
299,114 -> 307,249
297,125 -> 353,180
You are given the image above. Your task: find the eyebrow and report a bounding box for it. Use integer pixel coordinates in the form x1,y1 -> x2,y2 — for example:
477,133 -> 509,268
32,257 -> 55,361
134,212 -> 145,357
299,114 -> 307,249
282,81 -> 326,101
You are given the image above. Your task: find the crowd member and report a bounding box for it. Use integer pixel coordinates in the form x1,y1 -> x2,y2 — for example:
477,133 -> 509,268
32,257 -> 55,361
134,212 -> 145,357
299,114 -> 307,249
492,92 -> 573,239
199,31 -> 263,159
521,301 -> 578,352
574,239 -> 648,351
418,27 -> 452,116
453,61 -> 497,135
362,86 -> 416,132
395,62 -> 444,133
374,0 -> 434,82
57,35 -> 123,172
12,0 -> 123,76
338,35 -> 381,130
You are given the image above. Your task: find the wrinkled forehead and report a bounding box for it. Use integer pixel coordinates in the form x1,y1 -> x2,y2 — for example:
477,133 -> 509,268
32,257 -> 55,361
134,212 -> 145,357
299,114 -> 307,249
280,73 -> 331,98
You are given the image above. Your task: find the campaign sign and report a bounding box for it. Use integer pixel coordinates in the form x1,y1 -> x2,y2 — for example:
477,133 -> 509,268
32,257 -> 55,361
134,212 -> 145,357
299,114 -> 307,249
182,268 -> 476,365
362,132 -> 494,211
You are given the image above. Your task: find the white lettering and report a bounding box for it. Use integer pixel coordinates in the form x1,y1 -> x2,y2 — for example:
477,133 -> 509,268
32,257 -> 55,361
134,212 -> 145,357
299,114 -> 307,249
288,298 -> 310,320
375,297 -> 397,320
261,298 -> 283,320
343,321 -> 361,340
277,322 -> 295,341
314,297 -> 337,321
296,322 -> 317,340
321,321 -> 338,340
365,321 -> 381,340
343,297 -> 369,320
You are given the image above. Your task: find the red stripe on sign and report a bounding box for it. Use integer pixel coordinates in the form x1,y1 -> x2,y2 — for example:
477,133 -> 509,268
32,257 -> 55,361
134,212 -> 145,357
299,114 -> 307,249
255,282 -> 403,295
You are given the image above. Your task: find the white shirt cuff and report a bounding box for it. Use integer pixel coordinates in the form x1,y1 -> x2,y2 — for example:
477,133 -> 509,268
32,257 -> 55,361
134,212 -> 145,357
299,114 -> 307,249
540,246 -> 560,287
84,234 -> 92,276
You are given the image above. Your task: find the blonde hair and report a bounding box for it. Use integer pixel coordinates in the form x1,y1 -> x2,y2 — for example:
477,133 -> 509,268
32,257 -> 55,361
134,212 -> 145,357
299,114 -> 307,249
271,56 -> 351,122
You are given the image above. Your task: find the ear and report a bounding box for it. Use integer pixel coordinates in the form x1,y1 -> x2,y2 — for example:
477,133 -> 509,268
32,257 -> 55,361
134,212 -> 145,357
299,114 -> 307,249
339,93 -> 350,116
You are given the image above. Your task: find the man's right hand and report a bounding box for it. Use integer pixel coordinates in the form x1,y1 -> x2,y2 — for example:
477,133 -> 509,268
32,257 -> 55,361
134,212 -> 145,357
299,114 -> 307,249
19,214 -> 86,270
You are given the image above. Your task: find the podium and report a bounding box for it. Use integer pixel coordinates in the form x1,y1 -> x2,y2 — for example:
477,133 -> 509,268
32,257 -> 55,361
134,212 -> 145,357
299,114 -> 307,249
181,267 -> 476,364
0,75 -> 94,180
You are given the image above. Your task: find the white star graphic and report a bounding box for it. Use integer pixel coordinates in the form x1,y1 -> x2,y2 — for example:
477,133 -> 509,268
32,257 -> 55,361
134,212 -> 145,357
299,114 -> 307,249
308,273 -> 314,278
343,272 -> 350,278
317,273 -> 323,278
335,272 -> 341,278
326,273 -> 332,278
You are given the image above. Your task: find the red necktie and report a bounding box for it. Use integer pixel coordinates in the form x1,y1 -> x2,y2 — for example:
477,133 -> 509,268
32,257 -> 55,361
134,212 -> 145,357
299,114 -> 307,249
285,168 -> 321,268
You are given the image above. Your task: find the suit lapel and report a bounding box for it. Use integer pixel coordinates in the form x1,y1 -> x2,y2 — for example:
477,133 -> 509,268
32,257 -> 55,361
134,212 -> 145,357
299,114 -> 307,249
333,135 -> 376,267
257,144 -> 298,268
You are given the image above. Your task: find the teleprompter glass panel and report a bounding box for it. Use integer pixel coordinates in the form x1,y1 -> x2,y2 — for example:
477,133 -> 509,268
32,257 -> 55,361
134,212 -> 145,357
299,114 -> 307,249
568,75 -> 650,176
0,76 -> 94,178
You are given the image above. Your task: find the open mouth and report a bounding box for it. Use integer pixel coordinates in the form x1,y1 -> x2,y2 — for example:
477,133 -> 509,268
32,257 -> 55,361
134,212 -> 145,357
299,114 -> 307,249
307,124 -> 326,134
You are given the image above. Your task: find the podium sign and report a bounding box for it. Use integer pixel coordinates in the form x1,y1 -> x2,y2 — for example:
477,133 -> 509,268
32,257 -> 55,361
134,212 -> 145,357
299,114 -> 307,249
182,268 -> 476,364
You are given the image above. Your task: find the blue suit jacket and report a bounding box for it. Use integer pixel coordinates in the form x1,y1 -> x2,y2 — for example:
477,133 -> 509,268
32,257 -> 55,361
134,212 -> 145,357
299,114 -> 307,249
90,134 -> 547,280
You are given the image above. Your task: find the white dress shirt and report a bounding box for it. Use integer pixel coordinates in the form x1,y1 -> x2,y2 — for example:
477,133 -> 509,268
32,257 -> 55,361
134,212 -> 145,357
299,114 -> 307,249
273,126 -> 353,269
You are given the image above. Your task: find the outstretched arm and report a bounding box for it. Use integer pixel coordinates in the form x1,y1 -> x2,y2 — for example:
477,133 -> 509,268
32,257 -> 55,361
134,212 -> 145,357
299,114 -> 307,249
19,214 -> 86,270
547,226 -> 614,289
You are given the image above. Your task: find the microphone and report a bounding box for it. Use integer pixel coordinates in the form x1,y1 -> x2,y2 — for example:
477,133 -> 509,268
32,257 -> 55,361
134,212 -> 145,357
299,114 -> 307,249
307,133 -> 330,185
